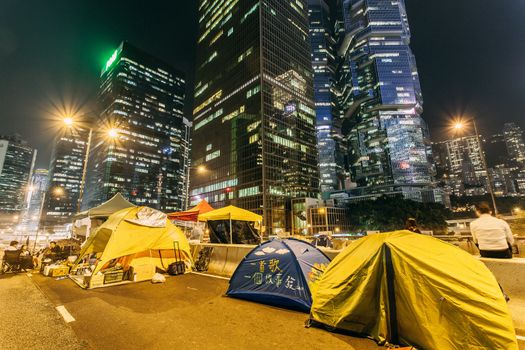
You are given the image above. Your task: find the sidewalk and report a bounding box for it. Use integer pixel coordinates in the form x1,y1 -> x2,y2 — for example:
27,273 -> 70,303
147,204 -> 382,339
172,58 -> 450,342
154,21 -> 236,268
0,274 -> 88,350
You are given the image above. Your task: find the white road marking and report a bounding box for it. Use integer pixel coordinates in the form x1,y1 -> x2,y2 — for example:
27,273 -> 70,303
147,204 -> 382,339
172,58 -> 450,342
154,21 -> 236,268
190,271 -> 230,280
55,305 -> 75,323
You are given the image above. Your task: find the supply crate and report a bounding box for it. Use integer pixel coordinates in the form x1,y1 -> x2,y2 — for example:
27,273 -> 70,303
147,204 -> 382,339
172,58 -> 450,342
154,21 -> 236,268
104,270 -> 124,284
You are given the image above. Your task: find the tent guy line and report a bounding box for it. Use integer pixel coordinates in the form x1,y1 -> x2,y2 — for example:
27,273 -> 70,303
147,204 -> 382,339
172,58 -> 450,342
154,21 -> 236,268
190,271 -> 230,281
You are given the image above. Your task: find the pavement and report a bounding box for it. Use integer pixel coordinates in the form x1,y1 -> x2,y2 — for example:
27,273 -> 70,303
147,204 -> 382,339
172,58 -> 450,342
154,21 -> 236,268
2,271 -> 524,350
0,273 -> 88,350
29,273 -> 381,350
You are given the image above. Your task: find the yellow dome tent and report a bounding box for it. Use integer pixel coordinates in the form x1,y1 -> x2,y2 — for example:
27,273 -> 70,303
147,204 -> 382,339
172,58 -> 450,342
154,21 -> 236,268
309,231 -> 518,350
74,206 -> 192,288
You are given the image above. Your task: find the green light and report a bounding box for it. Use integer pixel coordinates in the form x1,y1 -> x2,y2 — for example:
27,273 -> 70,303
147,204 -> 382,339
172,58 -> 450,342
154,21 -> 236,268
103,49 -> 119,74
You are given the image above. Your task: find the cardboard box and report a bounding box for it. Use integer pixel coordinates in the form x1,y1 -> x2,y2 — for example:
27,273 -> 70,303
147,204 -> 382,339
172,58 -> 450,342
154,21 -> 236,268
50,266 -> 70,277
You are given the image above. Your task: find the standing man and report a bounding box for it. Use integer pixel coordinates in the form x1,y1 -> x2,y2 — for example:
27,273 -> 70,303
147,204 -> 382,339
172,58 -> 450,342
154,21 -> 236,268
470,203 -> 515,259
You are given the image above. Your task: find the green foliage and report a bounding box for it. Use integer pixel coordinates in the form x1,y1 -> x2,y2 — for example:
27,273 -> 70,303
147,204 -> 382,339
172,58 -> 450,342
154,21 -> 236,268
345,195 -> 449,234
450,195 -> 525,216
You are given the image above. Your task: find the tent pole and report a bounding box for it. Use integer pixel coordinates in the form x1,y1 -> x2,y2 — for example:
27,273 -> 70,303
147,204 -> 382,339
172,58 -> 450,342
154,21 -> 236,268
229,214 -> 233,244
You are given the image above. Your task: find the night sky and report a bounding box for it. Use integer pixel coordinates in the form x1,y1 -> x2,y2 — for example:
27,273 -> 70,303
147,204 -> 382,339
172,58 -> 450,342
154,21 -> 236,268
0,0 -> 524,168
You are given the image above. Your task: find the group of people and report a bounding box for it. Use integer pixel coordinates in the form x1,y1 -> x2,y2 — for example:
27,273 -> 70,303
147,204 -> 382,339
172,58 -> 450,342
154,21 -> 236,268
2,240 -> 64,271
4,241 -> 34,270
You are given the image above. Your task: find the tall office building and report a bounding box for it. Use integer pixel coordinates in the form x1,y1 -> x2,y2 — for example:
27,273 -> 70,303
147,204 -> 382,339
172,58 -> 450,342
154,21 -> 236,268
191,0 -> 319,232
337,0 -> 434,200
83,42 -> 190,212
0,135 -> 36,228
19,168 -> 49,232
441,135 -> 487,196
308,0 -> 345,193
42,126 -> 90,229
503,123 -> 525,167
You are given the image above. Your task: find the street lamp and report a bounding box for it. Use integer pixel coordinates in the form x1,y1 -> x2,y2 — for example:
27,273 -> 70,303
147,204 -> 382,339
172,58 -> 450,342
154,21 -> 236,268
107,128 -> 119,139
318,207 -> 329,231
451,117 -> 498,215
63,117 -> 74,127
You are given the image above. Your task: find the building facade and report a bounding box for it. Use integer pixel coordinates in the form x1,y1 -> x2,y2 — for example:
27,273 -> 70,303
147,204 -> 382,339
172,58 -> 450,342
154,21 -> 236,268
83,42 -> 190,212
0,135 -> 36,229
308,0 -> 345,193
438,136 -> 487,196
19,168 -> 49,233
337,0 -> 434,200
503,123 -> 525,167
191,0 -> 320,233
42,126 -> 90,229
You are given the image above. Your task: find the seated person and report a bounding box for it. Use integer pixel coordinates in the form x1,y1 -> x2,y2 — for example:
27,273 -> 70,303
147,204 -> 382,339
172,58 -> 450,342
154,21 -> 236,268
5,240 -> 19,251
42,241 -> 63,261
18,244 -> 34,270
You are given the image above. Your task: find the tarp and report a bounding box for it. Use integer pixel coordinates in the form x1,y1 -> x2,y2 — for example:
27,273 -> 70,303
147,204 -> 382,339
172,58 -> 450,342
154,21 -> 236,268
310,231 -> 518,349
198,205 -> 262,222
168,200 -> 214,222
75,193 -> 135,219
76,206 -> 192,275
227,238 -> 330,312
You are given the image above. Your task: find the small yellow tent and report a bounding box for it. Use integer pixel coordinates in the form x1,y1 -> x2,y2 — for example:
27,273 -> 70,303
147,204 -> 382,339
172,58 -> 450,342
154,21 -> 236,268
198,205 -> 262,222
198,205 -> 262,244
310,231 -> 518,350
75,206 -> 192,286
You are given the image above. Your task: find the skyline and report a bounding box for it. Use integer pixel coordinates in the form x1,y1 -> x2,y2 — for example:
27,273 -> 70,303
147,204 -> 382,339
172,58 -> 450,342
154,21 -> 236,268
0,0 -> 524,169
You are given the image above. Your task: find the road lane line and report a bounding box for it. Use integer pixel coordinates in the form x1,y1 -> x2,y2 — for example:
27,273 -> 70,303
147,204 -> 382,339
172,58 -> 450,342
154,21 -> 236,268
56,305 -> 75,323
190,271 -> 230,280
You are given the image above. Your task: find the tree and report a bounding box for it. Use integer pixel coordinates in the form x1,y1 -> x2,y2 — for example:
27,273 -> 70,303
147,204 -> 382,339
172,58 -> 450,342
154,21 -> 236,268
345,195 -> 449,234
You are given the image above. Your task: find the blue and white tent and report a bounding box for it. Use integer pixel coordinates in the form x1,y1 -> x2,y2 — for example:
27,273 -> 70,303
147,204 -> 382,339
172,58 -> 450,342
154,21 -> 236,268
226,238 -> 331,312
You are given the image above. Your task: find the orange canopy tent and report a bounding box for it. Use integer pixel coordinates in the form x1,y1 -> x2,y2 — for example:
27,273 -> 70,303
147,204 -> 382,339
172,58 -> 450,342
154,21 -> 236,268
168,200 -> 214,222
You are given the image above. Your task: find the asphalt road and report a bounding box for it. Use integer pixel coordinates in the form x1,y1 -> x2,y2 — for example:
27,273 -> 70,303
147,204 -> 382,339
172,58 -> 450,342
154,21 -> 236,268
32,273 -> 381,350
0,273 -> 88,350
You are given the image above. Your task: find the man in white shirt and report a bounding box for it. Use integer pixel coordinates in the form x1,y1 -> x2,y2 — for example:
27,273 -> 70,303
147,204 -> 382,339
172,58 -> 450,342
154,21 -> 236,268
470,203 -> 514,259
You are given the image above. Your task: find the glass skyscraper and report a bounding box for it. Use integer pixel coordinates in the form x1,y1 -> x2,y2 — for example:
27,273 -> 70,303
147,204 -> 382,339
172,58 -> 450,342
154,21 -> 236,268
308,0 -> 345,193
43,126 -> 90,228
503,123 -> 525,167
192,0 -> 319,233
20,168 -> 48,232
83,42 -> 190,212
338,0 -> 434,198
0,135 -> 36,228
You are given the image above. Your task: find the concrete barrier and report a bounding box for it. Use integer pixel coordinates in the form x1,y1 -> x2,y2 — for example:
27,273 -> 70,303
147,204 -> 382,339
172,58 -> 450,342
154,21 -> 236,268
191,242 -> 525,300
190,243 -> 256,277
480,258 -> 525,300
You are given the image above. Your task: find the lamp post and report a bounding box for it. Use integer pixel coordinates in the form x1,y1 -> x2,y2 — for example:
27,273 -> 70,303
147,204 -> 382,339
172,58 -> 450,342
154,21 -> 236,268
186,165 -> 208,209
453,118 -> 498,215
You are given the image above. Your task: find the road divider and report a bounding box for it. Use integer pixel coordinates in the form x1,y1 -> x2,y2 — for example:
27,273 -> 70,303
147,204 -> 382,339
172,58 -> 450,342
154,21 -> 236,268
55,305 -> 75,323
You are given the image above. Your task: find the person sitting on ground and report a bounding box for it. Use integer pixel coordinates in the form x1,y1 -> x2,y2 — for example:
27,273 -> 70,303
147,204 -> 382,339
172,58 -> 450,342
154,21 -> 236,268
470,202 -> 515,259
405,218 -> 422,234
18,244 -> 34,270
43,241 -> 62,261
5,241 -> 19,251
